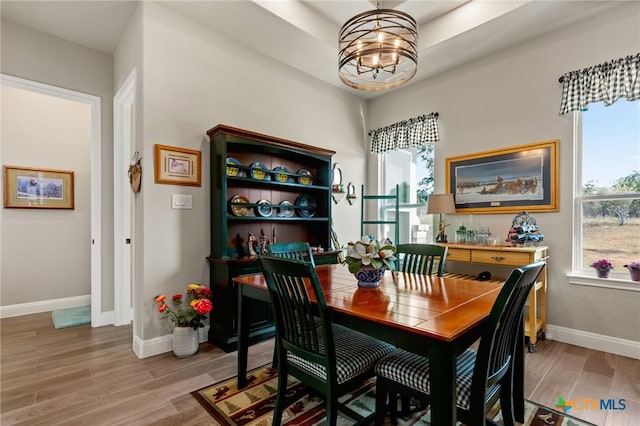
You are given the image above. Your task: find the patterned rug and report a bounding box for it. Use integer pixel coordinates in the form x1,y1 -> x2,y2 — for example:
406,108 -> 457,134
193,365 -> 596,426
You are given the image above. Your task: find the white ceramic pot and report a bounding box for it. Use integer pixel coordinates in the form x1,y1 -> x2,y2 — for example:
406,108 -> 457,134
172,326 -> 199,358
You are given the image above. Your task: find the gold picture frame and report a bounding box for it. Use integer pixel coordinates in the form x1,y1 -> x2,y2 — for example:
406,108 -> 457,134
4,165 -> 75,209
446,139 -> 559,214
154,144 -> 201,186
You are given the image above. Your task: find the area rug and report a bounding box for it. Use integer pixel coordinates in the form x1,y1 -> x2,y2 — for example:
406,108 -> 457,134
193,365 -> 597,426
51,305 -> 91,329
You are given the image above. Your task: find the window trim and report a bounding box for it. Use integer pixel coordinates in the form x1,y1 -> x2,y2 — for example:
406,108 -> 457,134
568,273 -> 640,292
379,145 -> 435,243
571,109 -> 640,288
572,111 -> 583,273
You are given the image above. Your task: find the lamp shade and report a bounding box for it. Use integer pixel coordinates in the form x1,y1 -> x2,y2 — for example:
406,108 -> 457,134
427,193 -> 456,214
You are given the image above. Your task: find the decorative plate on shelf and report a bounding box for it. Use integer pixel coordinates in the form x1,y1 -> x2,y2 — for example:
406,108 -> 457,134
255,199 -> 273,217
228,195 -> 250,217
249,162 -> 270,180
273,166 -> 291,183
295,194 -> 317,218
297,169 -> 313,185
276,200 -> 295,218
226,157 -> 242,177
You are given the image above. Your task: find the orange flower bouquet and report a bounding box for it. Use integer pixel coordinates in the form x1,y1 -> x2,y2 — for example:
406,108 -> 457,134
154,284 -> 213,329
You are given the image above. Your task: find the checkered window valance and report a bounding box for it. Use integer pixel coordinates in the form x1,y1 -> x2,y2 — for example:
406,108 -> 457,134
369,113 -> 439,154
559,53 -> 640,115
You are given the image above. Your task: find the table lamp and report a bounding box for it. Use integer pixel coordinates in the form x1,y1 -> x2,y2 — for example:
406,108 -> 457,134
427,193 -> 456,243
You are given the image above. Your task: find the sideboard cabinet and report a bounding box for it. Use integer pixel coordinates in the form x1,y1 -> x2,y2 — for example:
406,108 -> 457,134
442,243 -> 549,352
207,124 -> 336,351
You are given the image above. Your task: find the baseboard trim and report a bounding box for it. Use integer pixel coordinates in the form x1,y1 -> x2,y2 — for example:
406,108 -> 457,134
0,295 -> 117,327
99,310 -> 115,327
547,324 -> 640,360
0,295 -> 91,319
133,327 -> 210,359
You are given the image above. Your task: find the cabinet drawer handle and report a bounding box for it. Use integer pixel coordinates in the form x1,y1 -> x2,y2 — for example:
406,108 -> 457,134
491,255 -> 506,261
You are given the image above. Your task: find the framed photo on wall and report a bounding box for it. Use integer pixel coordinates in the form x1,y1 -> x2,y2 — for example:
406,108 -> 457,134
445,139 -> 559,214
154,144 -> 201,186
4,165 -> 75,209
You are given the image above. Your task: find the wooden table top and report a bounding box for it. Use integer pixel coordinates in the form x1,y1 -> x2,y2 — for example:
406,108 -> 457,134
233,263 -> 502,342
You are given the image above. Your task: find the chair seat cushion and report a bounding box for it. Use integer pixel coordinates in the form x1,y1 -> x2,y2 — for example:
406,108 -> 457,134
375,348 -> 477,409
288,324 -> 395,384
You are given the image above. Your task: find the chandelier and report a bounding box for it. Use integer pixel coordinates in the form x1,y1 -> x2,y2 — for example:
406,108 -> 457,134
338,3 -> 418,91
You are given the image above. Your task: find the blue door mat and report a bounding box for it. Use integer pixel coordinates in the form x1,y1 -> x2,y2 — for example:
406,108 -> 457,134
51,305 -> 91,329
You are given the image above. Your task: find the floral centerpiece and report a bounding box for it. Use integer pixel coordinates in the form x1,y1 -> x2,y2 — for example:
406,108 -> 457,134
154,283 -> 213,330
343,236 -> 397,287
590,259 -> 613,278
623,261 -> 640,282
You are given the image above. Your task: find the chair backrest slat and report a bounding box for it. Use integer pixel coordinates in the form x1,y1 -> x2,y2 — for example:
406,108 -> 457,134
272,273 -> 319,352
396,244 -> 448,276
258,256 -> 333,366
268,242 -> 316,267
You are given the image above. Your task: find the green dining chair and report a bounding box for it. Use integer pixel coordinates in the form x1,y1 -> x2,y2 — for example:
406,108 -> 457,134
395,244 -> 447,276
264,242 -> 315,369
257,256 -> 395,426
374,261 -> 546,426
267,241 -> 315,267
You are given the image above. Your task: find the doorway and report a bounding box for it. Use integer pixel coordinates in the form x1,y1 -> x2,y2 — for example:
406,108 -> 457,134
1,74 -> 102,324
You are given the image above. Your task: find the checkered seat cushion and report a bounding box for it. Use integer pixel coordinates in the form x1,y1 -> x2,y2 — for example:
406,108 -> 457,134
288,323 -> 396,385
375,348 -> 478,409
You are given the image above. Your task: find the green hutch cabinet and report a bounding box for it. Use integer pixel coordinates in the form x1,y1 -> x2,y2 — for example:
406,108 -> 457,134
207,124 -> 336,352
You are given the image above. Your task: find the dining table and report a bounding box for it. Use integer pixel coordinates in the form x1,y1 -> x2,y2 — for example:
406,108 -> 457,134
233,263 -> 525,426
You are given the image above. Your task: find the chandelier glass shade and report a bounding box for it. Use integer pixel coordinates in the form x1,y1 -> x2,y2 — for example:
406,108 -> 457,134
338,8 -> 418,91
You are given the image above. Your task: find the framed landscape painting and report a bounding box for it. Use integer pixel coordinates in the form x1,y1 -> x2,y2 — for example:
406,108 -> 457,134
4,165 -> 74,209
445,140 -> 559,214
154,144 -> 201,186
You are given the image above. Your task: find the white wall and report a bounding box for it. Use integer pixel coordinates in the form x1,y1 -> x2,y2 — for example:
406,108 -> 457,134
135,2 -> 367,340
369,2 -> 640,343
1,20 -> 116,311
1,86 -> 91,303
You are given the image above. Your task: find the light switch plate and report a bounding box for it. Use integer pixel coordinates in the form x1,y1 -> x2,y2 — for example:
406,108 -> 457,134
171,194 -> 192,209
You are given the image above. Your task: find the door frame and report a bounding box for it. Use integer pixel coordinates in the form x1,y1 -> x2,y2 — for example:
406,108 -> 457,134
1,74 -> 102,326
113,69 -> 136,326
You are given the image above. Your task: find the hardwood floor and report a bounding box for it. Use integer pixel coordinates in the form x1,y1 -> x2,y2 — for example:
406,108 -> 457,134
1,312 -> 638,425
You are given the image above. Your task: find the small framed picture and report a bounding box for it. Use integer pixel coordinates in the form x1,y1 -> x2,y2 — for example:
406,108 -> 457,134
4,165 -> 75,209
154,144 -> 201,186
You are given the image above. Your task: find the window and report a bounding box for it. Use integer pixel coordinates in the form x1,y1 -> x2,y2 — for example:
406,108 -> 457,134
381,144 -> 435,243
576,100 -> 640,276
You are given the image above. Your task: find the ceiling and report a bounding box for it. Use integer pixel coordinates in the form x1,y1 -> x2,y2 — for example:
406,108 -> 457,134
0,1 -> 622,98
